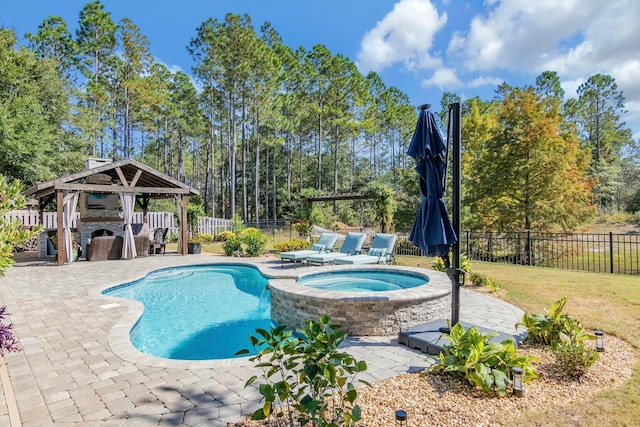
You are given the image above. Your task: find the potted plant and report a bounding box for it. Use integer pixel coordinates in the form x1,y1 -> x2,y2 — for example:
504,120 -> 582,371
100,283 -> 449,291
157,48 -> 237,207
292,220 -> 313,240
186,203 -> 205,254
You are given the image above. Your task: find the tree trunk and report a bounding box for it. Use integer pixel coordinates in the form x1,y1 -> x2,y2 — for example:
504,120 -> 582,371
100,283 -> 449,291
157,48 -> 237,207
254,110 -> 261,222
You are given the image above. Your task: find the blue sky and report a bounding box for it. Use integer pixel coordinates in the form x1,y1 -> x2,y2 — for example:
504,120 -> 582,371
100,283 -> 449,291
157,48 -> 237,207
2,0 -> 639,140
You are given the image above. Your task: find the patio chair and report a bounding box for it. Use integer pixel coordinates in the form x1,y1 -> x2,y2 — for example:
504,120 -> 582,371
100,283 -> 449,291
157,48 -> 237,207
306,232 -> 366,266
280,232 -> 339,268
334,233 -> 397,265
149,227 -> 168,255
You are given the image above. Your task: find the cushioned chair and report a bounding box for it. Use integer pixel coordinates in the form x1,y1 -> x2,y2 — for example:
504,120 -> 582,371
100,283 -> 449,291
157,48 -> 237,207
149,228 -> 168,255
280,232 -> 339,268
334,233 -> 397,265
306,232 -> 366,266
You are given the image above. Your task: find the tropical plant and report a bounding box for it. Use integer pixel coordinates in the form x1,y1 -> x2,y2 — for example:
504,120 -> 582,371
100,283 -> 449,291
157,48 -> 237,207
238,315 -> 368,426
429,323 -> 538,396
517,297 -> 582,345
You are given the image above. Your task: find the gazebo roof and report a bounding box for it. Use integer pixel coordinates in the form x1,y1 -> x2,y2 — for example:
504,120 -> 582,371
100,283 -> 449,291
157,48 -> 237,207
23,158 -> 199,200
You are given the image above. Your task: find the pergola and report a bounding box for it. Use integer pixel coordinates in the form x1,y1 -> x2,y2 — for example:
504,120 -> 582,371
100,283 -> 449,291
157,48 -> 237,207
23,158 -> 199,265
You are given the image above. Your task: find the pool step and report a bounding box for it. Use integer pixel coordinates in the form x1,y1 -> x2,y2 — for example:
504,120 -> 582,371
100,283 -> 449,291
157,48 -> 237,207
398,319 -> 521,355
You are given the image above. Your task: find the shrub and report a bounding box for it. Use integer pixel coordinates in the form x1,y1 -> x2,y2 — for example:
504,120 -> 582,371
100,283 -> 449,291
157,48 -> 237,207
0,306 -> 20,356
517,297 -> 583,345
429,323 -> 538,396
197,233 -> 214,243
552,336 -> 599,378
238,315 -> 367,426
273,238 -> 311,252
222,237 -> 243,256
241,228 -> 268,257
216,231 -> 236,242
431,253 -> 471,273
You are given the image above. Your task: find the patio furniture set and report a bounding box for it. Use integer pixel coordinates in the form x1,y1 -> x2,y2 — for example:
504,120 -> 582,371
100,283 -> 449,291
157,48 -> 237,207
280,232 -> 397,268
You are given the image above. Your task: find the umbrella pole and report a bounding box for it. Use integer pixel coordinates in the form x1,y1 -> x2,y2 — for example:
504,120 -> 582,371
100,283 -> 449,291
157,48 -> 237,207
447,102 -> 463,327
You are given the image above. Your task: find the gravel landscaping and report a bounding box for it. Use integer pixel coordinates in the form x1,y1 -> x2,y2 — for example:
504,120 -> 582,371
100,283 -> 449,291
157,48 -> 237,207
231,331 -> 636,426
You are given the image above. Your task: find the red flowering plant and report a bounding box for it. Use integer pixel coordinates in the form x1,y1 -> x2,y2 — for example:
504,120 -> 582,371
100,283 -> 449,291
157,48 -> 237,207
292,220 -> 312,236
0,306 -> 20,356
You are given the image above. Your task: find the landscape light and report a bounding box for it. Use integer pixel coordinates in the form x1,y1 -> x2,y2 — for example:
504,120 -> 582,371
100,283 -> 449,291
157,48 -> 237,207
512,367 -> 524,397
595,330 -> 605,352
395,409 -> 407,426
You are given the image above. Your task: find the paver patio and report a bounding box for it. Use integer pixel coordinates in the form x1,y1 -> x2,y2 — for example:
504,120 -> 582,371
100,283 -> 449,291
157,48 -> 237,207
0,253 -> 523,426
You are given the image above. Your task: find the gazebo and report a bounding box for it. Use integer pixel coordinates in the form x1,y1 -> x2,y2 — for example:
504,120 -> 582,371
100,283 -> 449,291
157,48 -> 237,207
23,158 -> 199,265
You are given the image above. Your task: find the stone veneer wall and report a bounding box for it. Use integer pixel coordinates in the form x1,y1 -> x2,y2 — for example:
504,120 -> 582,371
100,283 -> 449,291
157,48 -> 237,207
270,286 -> 450,336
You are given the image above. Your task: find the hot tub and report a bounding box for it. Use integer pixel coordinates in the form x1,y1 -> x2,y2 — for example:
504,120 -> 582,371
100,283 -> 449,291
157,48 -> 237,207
269,266 -> 451,336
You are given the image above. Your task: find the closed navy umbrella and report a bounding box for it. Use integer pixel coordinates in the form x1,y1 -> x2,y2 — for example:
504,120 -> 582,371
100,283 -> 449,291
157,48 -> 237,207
407,105 -> 457,258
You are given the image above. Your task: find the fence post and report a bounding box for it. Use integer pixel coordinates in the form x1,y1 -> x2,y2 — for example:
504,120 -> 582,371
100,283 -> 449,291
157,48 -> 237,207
527,230 -> 532,266
609,232 -> 614,274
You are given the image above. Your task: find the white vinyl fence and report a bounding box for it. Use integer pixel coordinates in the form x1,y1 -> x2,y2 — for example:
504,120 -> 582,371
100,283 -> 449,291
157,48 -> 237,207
4,210 -> 232,236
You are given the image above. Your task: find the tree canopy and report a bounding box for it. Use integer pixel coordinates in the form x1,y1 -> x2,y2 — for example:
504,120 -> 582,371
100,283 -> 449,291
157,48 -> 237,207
1,1 -> 638,233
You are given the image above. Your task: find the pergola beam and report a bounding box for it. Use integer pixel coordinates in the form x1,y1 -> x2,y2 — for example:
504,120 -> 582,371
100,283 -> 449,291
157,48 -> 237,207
306,192 -> 369,202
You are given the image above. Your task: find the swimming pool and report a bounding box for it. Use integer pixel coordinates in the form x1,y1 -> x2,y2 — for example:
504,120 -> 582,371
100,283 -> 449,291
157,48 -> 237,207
103,265 -> 273,360
298,270 -> 427,292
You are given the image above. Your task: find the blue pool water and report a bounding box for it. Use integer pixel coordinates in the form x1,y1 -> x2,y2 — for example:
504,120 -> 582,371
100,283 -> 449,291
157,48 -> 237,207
299,270 -> 427,292
103,265 -> 273,360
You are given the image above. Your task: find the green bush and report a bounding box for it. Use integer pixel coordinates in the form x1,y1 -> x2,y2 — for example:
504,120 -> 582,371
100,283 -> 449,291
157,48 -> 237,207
238,315 -> 367,426
241,228 -> 268,257
222,237 -> 242,256
552,337 -> 599,378
429,323 -> 538,396
216,230 -> 236,242
273,238 -> 311,252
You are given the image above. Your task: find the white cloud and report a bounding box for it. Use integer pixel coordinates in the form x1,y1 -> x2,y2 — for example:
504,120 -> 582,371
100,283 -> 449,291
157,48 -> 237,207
356,0 -> 447,73
446,0 -> 640,139
421,67 -> 462,89
467,76 -> 503,88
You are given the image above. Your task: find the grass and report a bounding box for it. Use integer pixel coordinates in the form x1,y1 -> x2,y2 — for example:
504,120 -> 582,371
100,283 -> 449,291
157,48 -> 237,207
397,254 -> 640,426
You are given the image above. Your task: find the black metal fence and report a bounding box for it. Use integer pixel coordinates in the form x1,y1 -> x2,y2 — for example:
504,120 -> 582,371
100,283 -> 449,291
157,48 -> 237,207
246,220 -> 640,275
461,230 -> 640,275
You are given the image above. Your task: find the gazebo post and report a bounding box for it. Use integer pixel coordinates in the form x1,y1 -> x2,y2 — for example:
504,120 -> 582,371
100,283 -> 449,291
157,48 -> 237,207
180,195 -> 188,255
56,190 -> 65,265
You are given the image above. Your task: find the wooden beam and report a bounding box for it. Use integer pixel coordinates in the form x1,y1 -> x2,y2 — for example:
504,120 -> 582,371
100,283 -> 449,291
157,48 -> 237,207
53,183 -> 193,195
130,169 -> 143,187
115,167 -> 129,186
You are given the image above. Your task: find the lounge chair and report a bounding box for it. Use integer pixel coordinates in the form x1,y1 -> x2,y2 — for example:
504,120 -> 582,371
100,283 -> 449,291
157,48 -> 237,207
306,232 -> 366,266
280,232 -> 339,268
334,233 -> 397,265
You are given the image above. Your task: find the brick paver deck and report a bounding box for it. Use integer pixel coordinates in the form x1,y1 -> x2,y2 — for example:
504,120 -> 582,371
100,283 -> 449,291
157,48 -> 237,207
0,253 -> 523,426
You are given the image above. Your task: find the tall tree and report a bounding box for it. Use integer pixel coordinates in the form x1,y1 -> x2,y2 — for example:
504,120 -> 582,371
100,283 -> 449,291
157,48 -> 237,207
471,84 -> 594,231
75,0 -> 117,155
0,28 -> 79,185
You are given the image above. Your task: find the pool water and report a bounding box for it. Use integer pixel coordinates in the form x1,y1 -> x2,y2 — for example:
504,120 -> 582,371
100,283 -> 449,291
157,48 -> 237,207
299,270 -> 427,292
103,265 -> 273,360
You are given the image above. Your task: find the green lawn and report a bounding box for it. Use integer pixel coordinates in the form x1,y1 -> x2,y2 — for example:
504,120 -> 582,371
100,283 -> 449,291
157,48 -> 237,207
397,255 -> 640,426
